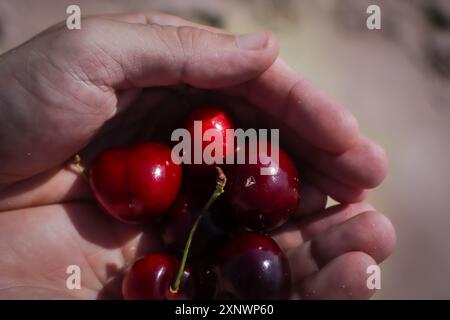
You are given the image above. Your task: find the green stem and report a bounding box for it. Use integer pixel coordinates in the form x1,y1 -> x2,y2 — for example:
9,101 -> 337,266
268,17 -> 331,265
73,154 -> 88,181
170,167 -> 226,293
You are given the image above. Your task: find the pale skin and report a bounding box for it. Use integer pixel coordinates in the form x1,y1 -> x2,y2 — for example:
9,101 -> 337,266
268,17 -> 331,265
0,12 -> 396,299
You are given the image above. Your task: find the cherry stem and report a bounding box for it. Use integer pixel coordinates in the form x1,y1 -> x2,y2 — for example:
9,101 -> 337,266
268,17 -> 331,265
170,167 -> 227,294
72,154 -> 88,181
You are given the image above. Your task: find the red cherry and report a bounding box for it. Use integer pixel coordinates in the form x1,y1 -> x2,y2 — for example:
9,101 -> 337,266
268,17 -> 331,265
224,142 -> 300,231
191,262 -> 218,300
162,192 -> 231,258
214,232 -> 291,299
183,105 -> 234,176
90,142 -> 182,223
122,254 -> 194,300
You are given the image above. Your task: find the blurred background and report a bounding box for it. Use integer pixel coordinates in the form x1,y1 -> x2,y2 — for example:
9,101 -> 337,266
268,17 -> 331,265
0,0 -> 449,299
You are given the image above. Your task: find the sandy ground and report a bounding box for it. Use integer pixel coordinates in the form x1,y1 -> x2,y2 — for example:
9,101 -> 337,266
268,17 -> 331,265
1,0 -> 450,299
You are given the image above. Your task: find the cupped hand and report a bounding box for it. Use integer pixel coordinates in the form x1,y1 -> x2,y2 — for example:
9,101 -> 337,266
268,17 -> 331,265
0,12 -> 394,299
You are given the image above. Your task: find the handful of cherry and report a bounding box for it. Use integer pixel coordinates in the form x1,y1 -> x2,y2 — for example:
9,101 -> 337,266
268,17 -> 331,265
83,105 -> 301,300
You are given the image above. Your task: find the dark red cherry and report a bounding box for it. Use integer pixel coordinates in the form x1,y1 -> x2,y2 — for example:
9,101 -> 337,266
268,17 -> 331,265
191,262 -> 218,300
183,105 -> 234,176
122,254 -> 194,300
162,192 -> 231,258
224,142 -> 300,231
90,142 -> 182,223
214,232 -> 291,300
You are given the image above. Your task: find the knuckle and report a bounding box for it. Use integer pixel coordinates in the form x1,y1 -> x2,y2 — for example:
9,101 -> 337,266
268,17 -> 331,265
174,26 -> 203,60
166,25 -> 204,79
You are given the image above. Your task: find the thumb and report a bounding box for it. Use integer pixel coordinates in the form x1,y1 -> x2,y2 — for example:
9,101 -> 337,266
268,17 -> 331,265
63,18 -> 279,89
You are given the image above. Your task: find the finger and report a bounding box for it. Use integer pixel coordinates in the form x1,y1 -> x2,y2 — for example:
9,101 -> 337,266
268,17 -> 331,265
0,167 -> 90,212
311,211 -> 396,265
223,96 -> 384,191
100,11 -> 229,34
304,137 -> 388,189
297,252 -> 377,300
298,202 -> 375,242
272,202 -> 374,252
302,166 -> 368,203
64,17 -> 279,90
287,211 -> 396,282
226,58 -> 359,153
270,183 -> 328,252
296,182 -> 327,216
271,223 -> 303,253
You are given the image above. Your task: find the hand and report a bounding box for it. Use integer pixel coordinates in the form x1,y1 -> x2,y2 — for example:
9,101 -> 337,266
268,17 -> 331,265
0,12 -> 395,299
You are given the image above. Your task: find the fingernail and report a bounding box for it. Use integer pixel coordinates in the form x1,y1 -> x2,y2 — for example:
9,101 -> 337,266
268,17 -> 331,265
236,32 -> 268,50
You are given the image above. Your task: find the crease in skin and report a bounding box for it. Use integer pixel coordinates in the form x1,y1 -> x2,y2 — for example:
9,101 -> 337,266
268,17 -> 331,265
287,241 -> 320,285
0,251 -> 96,299
60,203 -> 159,292
0,195 -> 91,214
83,247 -> 123,294
1,201 -> 146,298
302,166 -> 368,203
303,137 -> 387,189
271,224 -> 304,252
8,203 -> 106,294
88,40 -> 128,89
273,202 -> 375,252
117,229 -> 147,264
34,51 -> 113,119
58,204 -> 106,292
0,168 -> 91,212
297,202 -> 376,242
276,203 -> 380,285
10,67 -> 49,110
0,63 -> 76,182
306,210 -> 394,270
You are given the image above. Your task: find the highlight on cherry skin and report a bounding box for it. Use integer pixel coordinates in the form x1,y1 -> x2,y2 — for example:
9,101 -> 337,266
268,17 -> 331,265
78,105 -> 306,300
89,142 -> 182,223
214,232 -> 291,300
224,142 -> 301,231
182,105 -> 234,177
122,254 -> 195,300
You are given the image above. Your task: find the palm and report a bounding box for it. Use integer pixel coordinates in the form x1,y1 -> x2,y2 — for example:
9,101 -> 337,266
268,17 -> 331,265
0,202 -> 148,299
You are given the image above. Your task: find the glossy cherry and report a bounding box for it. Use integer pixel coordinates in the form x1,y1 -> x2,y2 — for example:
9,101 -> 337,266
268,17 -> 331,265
183,105 -> 234,176
224,142 -> 300,231
191,262 -> 218,300
214,232 -> 291,300
90,142 -> 182,223
162,192 -> 231,258
122,254 -> 194,300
